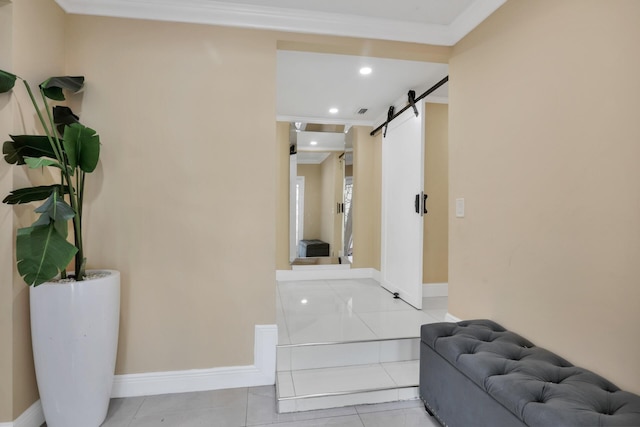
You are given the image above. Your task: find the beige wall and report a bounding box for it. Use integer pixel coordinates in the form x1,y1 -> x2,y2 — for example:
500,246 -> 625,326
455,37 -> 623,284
423,103 -> 448,283
277,37 -> 450,64
351,126 -> 382,269
66,16 -> 277,373
3,5 -> 452,417
297,164 -> 322,241
319,152 -> 341,256
0,3 -> 13,422
449,0 -> 640,393
1,0 -> 68,420
275,121 -> 290,270
66,17 -> 446,374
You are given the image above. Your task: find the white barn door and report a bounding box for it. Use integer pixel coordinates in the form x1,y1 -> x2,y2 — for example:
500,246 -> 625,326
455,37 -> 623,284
381,102 -> 425,309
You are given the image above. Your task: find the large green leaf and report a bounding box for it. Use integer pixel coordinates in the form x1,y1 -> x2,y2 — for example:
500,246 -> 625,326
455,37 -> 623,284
53,106 -> 80,136
63,123 -> 100,173
34,189 -> 75,220
34,190 -> 75,237
3,135 -> 57,165
0,69 -> 17,93
24,157 -> 64,171
16,223 -> 78,286
3,185 -> 68,205
40,76 -> 84,101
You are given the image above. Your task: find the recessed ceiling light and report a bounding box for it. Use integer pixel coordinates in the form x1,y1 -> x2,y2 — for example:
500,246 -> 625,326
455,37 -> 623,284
359,67 -> 372,75
310,141 -> 318,146
329,108 -> 339,114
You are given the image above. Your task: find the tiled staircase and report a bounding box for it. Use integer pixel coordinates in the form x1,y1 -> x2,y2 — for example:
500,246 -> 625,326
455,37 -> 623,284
276,337 -> 420,412
275,278 -> 447,413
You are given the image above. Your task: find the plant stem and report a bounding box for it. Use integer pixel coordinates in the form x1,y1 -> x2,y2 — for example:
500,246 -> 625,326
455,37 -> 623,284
76,170 -> 85,279
39,88 -> 85,280
21,80 -> 63,164
59,174 -> 68,280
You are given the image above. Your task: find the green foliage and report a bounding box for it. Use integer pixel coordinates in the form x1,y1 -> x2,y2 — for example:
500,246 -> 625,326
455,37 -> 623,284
0,70 -> 17,93
53,106 -> 80,135
63,123 -> 100,173
3,135 -> 57,164
40,76 -> 85,101
17,224 -> 78,286
3,185 -> 69,205
1,69 -> 101,286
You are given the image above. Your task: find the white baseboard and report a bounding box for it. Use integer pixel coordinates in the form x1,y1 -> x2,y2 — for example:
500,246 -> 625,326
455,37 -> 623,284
10,400 -> 44,427
111,324 -> 277,398
445,313 -> 462,322
291,264 -> 350,272
276,268 -> 379,282
371,269 -> 381,282
422,282 -> 448,297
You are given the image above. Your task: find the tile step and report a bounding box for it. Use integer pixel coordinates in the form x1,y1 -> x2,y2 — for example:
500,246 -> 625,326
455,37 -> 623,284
277,337 -> 420,371
276,361 -> 419,413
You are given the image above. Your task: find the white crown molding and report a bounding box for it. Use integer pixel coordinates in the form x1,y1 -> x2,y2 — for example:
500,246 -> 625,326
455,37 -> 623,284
448,0 -> 507,45
277,115 -> 374,127
55,0 -> 506,46
111,324 -> 277,398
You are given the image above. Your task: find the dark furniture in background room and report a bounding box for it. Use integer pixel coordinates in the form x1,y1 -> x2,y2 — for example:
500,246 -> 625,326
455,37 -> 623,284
298,239 -> 330,257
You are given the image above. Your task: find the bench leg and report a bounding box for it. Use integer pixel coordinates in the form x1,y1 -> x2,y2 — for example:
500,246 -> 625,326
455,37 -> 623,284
424,402 -> 435,416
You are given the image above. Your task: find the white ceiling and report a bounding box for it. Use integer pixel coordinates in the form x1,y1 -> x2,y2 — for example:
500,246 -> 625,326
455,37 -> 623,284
54,0 -> 506,127
277,51 -> 449,126
55,0 -> 506,45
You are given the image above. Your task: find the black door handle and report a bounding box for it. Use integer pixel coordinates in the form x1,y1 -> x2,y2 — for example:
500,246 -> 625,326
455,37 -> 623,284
423,193 -> 428,214
415,194 -> 420,214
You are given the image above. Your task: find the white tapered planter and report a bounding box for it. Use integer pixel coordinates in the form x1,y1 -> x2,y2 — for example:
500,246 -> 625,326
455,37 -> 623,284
30,270 -> 120,427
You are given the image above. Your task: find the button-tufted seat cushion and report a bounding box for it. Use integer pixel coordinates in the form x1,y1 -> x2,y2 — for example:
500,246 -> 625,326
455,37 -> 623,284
420,320 -> 640,427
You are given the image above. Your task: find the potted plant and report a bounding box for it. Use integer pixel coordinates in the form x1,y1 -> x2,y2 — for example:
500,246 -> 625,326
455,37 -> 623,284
0,69 -> 119,427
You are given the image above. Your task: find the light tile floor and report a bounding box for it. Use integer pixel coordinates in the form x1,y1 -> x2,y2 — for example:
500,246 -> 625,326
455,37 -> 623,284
277,279 -> 447,345
42,279 -> 447,426
51,385 -> 439,426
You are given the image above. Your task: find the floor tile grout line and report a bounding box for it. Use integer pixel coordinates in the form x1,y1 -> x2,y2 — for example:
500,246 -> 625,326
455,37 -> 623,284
244,386 -> 249,427
285,370 -> 298,400
126,395 -> 146,426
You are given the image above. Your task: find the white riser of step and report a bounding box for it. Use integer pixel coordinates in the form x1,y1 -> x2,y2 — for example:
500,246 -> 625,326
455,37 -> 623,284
278,386 -> 419,413
277,338 -> 419,371
277,361 -> 419,413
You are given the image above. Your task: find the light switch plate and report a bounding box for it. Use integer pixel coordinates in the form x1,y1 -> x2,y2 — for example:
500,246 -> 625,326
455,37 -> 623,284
455,198 -> 465,218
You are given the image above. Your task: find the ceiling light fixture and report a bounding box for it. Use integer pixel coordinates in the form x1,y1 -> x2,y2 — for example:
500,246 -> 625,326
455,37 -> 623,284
359,67 -> 372,75
329,108 -> 339,114
310,141 -> 318,146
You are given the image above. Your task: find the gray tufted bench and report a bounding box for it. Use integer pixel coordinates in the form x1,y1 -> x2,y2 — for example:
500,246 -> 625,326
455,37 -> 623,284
419,319 -> 640,427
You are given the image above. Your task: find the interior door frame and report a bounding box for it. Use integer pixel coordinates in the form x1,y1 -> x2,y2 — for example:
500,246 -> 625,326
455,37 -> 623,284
295,176 -> 305,255
289,154 -> 297,262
